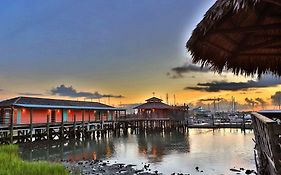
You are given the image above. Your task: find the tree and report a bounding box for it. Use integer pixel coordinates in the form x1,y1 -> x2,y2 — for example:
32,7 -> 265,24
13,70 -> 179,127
271,91 -> 281,109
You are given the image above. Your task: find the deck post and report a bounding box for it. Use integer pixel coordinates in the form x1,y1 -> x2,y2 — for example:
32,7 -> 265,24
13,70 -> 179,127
87,110 -> 90,131
9,108 -> 14,143
47,114 -> 50,140
242,114 -> 246,130
73,114 -> 76,138
82,110 -> 85,136
61,109 -> 64,139
29,108 -> 33,142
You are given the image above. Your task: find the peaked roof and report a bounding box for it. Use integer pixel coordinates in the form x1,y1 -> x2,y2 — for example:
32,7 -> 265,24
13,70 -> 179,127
145,97 -> 163,102
134,102 -> 172,110
0,96 -> 121,110
134,97 -> 172,110
187,0 -> 281,76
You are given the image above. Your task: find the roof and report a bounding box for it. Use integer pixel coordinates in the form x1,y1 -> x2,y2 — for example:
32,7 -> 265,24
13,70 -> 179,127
134,102 -> 172,110
186,0 -> 281,76
0,96 -> 123,110
145,97 -> 163,102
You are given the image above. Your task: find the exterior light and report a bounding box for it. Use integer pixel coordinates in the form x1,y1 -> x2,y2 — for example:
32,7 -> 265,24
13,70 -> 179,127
22,108 -> 25,112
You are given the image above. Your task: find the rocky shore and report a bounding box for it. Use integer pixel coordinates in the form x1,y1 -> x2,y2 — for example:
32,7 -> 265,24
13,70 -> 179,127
62,159 -> 257,175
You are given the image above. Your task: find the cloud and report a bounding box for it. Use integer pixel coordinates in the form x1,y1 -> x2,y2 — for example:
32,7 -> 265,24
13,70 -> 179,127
199,98 -> 224,102
185,76 -> 281,92
51,85 -> 124,99
19,92 -> 43,96
168,64 -> 211,78
0,89 -> 3,91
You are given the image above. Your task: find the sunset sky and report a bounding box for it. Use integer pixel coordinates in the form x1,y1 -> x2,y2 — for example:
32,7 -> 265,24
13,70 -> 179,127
1,0 -> 281,110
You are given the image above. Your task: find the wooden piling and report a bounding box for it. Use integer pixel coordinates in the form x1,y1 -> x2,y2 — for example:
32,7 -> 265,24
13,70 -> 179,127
9,108 -> 14,143
73,114 -> 76,138
61,109 -> 64,138
47,114 -> 50,140
29,108 -> 33,142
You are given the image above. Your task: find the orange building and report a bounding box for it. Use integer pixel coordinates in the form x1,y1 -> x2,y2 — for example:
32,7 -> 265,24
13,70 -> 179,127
0,96 -> 125,125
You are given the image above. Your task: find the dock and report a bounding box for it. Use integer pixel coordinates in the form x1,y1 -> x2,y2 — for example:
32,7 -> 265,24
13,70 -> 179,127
252,112 -> 281,175
0,117 -> 187,144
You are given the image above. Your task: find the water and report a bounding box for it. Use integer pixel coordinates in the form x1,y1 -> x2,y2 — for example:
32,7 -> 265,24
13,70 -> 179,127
19,128 -> 256,175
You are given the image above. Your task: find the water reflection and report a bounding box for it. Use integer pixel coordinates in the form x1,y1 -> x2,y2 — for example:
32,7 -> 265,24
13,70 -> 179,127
19,128 -> 255,174
20,129 -> 190,162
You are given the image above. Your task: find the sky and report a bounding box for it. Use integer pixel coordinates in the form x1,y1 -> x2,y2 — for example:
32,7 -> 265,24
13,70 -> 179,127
1,0 -> 281,110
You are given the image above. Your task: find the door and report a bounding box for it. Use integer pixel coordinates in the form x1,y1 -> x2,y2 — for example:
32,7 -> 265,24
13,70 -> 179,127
63,109 -> 68,122
5,110 -> 10,124
108,112 -> 113,121
16,109 -> 21,124
51,110 -> 56,123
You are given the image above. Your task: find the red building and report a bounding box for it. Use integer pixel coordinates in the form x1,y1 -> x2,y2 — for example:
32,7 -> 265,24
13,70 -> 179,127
0,96 -> 125,125
134,97 -> 188,120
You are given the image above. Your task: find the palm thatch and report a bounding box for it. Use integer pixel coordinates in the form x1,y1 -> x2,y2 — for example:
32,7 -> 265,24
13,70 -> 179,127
186,0 -> 281,77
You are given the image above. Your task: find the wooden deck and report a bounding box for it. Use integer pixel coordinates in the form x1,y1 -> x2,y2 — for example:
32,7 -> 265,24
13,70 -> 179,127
252,112 -> 281,175
0,118 -> 186,144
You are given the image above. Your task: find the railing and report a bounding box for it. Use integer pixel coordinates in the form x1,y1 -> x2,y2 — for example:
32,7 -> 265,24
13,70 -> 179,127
252,112 -> 281,175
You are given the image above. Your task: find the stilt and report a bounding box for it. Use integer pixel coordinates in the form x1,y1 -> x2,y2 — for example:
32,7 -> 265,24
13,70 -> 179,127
9,108 -> 14,143
29,108 -> 33,142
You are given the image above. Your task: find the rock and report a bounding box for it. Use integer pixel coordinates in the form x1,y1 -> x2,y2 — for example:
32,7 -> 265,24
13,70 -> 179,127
230,168 -> 241,172
245,169 -> 254,174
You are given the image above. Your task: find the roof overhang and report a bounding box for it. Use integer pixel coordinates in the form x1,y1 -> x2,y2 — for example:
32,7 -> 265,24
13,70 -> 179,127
187,0 -> 281,76
14,104 -> 125,111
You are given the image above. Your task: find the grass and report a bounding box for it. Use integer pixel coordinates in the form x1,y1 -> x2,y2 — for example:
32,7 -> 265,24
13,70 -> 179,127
0,144 -> 69,175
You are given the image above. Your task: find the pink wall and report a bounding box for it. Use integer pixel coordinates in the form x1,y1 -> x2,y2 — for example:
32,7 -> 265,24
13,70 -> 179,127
9,107 -> 117,124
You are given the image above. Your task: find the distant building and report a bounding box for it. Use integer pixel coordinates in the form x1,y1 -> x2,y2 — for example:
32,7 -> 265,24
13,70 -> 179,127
192,106 -> 211,116
0,96 -> 125,125
133,97 -> 188,120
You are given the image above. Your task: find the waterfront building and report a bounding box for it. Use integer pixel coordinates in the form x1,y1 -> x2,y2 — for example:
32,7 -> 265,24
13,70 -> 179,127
0,96 -> 125,125
133,97 -> 188,120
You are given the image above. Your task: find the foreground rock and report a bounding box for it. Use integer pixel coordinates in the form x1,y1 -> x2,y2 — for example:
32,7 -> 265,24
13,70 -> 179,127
62,159 -> 257,175
62,160 -> 160,175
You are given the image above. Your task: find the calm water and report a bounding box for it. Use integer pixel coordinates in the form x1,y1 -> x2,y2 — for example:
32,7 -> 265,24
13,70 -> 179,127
19,128 -> 256,175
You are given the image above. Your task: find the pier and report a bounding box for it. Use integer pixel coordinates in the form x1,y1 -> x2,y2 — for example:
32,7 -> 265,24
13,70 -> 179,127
252,112 -> 281,175
0,117 -> 187,144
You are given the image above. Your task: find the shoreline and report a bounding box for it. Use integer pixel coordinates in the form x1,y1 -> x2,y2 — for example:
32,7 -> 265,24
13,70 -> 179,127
62,159 -> 257,175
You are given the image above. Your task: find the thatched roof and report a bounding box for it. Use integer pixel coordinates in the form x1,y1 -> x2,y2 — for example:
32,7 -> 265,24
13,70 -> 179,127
186,0 -> 281,76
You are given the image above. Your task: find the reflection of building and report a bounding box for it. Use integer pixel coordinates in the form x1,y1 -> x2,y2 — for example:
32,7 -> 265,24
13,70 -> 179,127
134,97 -> 188,120
137,131 -> 190,163
20,138 -> 115,161
0,96 -> 125,125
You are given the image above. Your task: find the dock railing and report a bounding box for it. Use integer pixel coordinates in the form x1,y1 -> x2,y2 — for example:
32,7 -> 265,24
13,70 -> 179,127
252,112 -> 281,175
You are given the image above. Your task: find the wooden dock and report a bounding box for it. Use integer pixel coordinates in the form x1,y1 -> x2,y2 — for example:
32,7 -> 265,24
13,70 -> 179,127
252,112 -> 281,175
0,117 -> 186,144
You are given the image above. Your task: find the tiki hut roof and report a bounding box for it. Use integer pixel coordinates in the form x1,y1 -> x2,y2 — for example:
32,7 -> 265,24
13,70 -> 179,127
186,0 -> 281,76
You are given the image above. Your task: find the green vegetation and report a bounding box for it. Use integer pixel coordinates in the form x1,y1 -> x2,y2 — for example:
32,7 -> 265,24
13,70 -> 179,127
0,144 -> 69,175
